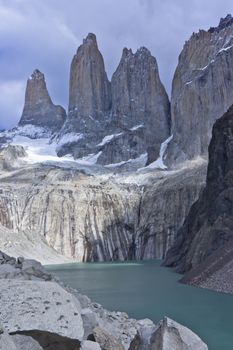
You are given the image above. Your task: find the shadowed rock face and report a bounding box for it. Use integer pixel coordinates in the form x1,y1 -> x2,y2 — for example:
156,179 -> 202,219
166,14 -> 233,167
19,69 -> 66,132
165,105 -> 233,274
11,330 -> 81,350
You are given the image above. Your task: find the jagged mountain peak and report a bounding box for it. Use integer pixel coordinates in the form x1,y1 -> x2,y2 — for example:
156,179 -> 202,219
82,32 -> 98,46
121,46 -> 152,60
29,69 -> 44,80
135,46 -> 152,56
122,47 -> 133,58
19,69 -> 66,132
209,13 -> 233,33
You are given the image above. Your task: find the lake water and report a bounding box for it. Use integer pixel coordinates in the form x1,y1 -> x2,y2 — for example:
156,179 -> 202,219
47,260 -> 233,350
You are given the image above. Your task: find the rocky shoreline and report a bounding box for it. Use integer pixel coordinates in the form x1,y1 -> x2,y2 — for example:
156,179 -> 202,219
0,251 -> 208,350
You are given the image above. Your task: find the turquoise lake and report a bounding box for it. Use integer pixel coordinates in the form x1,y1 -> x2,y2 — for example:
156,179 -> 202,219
47,260 -> 233,350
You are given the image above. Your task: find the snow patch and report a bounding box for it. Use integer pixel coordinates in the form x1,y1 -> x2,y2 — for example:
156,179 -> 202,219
218,44 -> 233,53
3,125 -> 52,139
56,132 -> 83,148
130,124 -> 144,131
197,59 -> 215,72
97,133 -> 122,147
78,151 -> 102,165
105,153 -> 147,168
8,133 -> 101,168
138,135 -> 173,171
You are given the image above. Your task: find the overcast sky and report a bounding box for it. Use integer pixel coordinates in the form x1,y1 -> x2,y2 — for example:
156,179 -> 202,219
0,0 -> 233,129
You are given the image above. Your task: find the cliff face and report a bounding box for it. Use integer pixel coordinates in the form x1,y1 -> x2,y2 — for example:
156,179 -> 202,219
165,105 -> 233,274
135,163 -> 206,260
57,34 -> 171,166
0,160 -> 205,262
19,70 -> 66,132
166,14 -> 233,167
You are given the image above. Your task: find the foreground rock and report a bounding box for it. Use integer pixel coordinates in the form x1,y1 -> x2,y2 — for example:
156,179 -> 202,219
0,251 -> 208,349
166,14 -> 233,167
1,279 -> 84,340
165,105 -> 233,293
19,69 -> 66,133
81,340 -> 101,350
150,317 -> 208,350
0,326 -> 18,350
91,326 -> 124,350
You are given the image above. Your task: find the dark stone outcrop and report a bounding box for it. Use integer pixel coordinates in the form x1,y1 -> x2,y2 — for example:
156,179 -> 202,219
11,330 -> 81,350
19,69 -> 66,132
165,105 -> 233,274
166,14 -> 233,167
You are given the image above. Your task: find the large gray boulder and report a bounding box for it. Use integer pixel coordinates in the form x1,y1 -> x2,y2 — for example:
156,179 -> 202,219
166,14 -> 233,167
81,340 -> 101,350
19,69 -> 66,133
0,279 -> 84,341
150,317 -> 208,350
0,326 -> 18,350
10,334 -> 43,350
90,326 -> 124,350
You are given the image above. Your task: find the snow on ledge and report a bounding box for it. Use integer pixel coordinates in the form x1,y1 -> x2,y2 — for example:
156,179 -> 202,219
138,135 -> 173,171
105,153 -> 148,168
130,124 -> 144,131
5,125 -> 52,139
218,44 -> 233,54
97,133 -> 123,147
77,151 -> 102,165
56,132 -> 84,148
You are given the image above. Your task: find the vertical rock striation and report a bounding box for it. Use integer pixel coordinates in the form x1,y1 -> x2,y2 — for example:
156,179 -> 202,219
19,69 -> 66,132
166,14 -> 233,167
0,161 -> 205,262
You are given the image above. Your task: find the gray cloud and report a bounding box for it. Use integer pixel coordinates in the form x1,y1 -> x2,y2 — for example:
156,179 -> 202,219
0,0 -> 233,128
